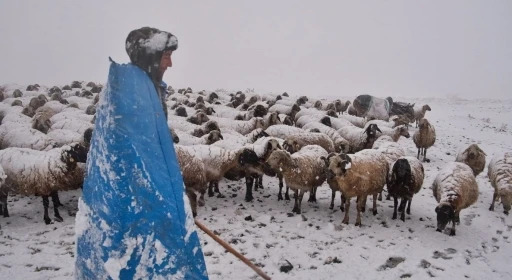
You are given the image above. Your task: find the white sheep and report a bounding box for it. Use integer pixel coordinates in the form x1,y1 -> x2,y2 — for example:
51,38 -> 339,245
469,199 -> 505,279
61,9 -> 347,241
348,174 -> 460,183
372,125 -> 410,142
387,156 -> 425,221
264,124 -> 305,140
266,145 -> 328,214
209,116 -> 265,135
175,130 -> 224,146
174,146 -> 208,217
414,104 -> 431,127
282,132 -> 336,154
0,143 -> 88,224
326,149 -> 389,226
413,118 -> 436,162
51,118 -> 94,135
455,144 -> 487,176
488,152 -> 512,215
338,114 -> 366,128
301,122 -> 350,153
432,162 -> 479,236
0,127 -> 57,151
337,123 -> 382,153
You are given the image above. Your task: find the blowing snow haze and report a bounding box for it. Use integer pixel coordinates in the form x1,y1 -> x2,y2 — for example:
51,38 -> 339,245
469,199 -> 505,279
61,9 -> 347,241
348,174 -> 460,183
0,0 -> 511,100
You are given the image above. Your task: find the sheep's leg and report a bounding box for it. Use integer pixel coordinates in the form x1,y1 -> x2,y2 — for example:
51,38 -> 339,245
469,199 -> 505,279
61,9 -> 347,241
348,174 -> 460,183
278,179 -> 283,201
186,190 -> 198,218
0,191 -> 8,218
285,185 -> 290,201
454,210 -> 461,225
378,191 -> 383,201
355,196 -> 363,226
198,191 -> 205,207
214,181 -> 225,198
450,219 -> 456,236
245,176 -> 254,202
392,196 -> 398,220
292,190 -> 300,213
329,189 -> 335,210
423,148 -> 430,163
361,196 -> 367,213
50,192 -> 64,222
372,193 -> 378,216
340,193 -> 346,212
399,198 -> 407,222
253,175 -> 259,191
417,148 -> 421,160
406,198 -> 412,215
342,198 -> 350,224
42,195 -> 52,225
208,182 -> 215,197
51,191 -> 64,207
297,190 -> 305,214
257,176 -> 263,190
308,186 -> 317,203
489,190 -> 497,211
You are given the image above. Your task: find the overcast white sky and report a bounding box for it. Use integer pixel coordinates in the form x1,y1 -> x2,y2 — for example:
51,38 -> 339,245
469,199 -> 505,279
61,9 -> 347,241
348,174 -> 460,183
0,0 -> 510,99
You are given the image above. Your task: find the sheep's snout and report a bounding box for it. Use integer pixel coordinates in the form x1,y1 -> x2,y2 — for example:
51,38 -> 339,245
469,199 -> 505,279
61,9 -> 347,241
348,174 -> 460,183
326,169 -> 336,180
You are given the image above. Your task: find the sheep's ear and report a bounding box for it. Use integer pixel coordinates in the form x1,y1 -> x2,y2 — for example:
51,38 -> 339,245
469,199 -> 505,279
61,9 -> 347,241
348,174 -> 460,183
276,114 -> 281,122
435,206 -> 439,213
266,142 -> 273,151
219,133 -> 223,140
375,125 -> 382,133
294,142 -> 300,151
319,156 -> 327,166
261,131 -> 269,137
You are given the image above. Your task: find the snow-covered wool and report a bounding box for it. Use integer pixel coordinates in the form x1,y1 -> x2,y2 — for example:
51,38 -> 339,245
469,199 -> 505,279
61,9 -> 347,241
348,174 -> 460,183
264,124 -> 305,140
387,156 -> 425,221
365,119 -> 398,129
302,122 -> 350,153
0,127 -> 57,151
455,144 -> 487,176
50,108 -> 94,124
262,112 -> 281,128
487,152 -> 512,215
51,118 -> 94,135
432,162 -> 479,236
40,100 -> 66,114
266,145 -> 328,214
275,98 -> 297,107
0,143 -> 88,224
211,127 -> 268,150
210,116 -> 265,135
1,111 -> 31,126
283,132 -> 336,154
0,164 -> 7,219
32,106 -> 55,134
413,118 -> 436,162
268,103 -> 301,120
174,146 -> 208,217
293,107 -> 327,122
175,130 -> 223,146
326,149 -> 389,226
337,123 -> 382,153
375,125 -> 410,142
186,112 -> 210,125
414,104 -> 431,127
47,129 -> 85,147
338,114 -> 366,128
295,114 -> 331,128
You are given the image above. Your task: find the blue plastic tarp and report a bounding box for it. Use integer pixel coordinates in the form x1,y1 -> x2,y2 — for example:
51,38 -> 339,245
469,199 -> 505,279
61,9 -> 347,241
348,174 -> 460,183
75,59 -> 208,280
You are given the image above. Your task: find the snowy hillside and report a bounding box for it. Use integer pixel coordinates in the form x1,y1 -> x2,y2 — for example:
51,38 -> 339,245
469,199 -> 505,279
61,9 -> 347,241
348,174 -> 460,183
0,85 -> 511,279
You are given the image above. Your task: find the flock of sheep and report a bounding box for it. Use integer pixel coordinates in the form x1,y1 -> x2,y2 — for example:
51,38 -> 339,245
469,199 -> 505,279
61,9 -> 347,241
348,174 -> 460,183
0,82 -> 510,238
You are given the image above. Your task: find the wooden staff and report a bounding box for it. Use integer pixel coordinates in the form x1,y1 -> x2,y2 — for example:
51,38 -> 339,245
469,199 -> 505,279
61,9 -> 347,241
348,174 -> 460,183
194,219 -> 271,280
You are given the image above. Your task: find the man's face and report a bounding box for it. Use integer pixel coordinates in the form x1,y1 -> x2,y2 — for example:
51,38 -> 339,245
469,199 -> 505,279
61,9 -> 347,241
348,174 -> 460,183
159,50 -> 173,74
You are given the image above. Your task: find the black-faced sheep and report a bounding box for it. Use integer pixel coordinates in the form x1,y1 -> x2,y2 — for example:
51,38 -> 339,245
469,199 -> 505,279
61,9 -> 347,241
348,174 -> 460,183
432,162 -> 479,236
0,143 -> 88,224
413,118 -> 436,162
266,145 -> 328,214
387,156 -> 425,221
488,152 -> 512,215
326,149 -> 389,226
337,123 -> 382,153
455,144 -> 487,176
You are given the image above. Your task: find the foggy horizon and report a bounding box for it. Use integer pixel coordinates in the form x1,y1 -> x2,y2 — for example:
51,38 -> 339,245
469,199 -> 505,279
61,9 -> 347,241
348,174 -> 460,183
1,0 -> 511,100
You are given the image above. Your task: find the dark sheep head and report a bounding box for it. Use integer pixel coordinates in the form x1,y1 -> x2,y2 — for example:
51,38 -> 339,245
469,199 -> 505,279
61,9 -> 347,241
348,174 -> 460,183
275,95 -> 282,101
13,89 -> 23,98
309,128 -> 321,133
326,109 -> 337,118
320,152 -> 339,180
320,116 -> 332,127
206,130 -> 223,144
364,124 -> 382,139
314,100 -> 323,110
326,153 -> 352,179
60,98 -> 69,105
282,92 -> 289,97
418,118 -> 431,130
282,116 -> 294,126
175,106 -> 188,117
291,103 -> 301,113
85,105 -> 96,115
234,114 -> 245,121
282,138 -> 300,154
204,120 -> 220,133
194,102 -> 207,111
240,103 -> 250,111
62,142 -> 89,165
238,148 -> 260,167
463,144 -> 486,160
11,100 -> 23,107
435,203 -> 455,233
37,94 -> 48,103
51,92 -> 63,102
196,96 -> 204,104
296,97 -> 306,105
67,102 -> 79,109
326,102 -> 336,112
83,128 -> 94,146
253,130 -> 270,142
205,107 -> 216,115
253,104 -> 268,118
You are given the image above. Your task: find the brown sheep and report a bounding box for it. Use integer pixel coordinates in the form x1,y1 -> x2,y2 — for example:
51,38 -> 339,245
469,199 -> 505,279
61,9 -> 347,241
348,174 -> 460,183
455,144 -> 487,176
413,118 -> 436,162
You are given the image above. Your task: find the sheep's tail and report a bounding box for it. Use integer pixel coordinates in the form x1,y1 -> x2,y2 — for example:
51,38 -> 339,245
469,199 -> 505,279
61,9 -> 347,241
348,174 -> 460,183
194,219 -> 271,280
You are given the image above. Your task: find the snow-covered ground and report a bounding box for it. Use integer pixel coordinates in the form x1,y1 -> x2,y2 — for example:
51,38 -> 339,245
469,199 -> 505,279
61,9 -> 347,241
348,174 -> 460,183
1,96 -> 512,280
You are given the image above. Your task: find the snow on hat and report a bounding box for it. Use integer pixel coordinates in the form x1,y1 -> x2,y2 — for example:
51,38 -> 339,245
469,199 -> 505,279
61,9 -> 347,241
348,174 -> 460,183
125,27 -> 178,81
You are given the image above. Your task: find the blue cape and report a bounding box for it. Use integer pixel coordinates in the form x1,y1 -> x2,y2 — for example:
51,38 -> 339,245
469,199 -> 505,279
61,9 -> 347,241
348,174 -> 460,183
75,59 -> 208,280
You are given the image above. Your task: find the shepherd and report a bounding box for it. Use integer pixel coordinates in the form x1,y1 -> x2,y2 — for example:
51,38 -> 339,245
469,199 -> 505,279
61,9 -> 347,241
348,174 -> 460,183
74,27 -> 209,279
